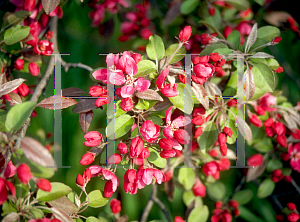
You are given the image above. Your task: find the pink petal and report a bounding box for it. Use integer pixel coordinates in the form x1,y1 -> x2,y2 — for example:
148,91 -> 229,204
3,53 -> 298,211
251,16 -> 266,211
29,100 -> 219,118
0,178 -> 8,205
171,138 -> 182,150
92,69 -> 108,84
106,53 -> 115,68
156,66 -> 170,89
165,106 -> 174,125
172,116 -> 191,128
142,168 -> 154,185
134,78 -> 150,92
4,179 -> 16,197
108,70 -> 125,85
163,127 -> 174,139
120,85 -> 135,98
161,83 -> 179,97
119,53 -> 138,75
103,170 -> 119,192
153,169 -> 164,184
88,165 -> 103,177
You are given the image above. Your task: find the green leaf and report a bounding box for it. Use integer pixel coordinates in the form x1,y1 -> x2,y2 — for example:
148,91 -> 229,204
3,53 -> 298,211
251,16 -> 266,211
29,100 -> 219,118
257,26 -> 280,42
213,48 -> 232,55
146,35 -> 165,61
1,200 -> 17,217
251,63 -> 275,92
27,160 -> 55,178
239,206 -> 264,222
225,0 -> 250,10
5,101 -> 36,132
254,0 -> 265,5
257,178 -> 275,198
266,59 -> 279,70
180,0 -> 199,14
36,182 -> 72,201
250,87 -> 267,101
197,121 -> 218,150
183,190 -> 195,207
4,25 -> 30,45
1,11 -> 31,31
232,189 -> 253,205
178,168 -> 195,190
168,83 -> 193,114
207,181 -> 226,200
0,110 -> 7,132
134,60 -> 157,77
200,43 -> 226,56
135,99 -> 157,110
266,159 -> 283,172
87,217 -> 101,222
86,190 -> 109,208
250,58 -> 267,65
203,8 -> 222,34
187,205 -> 209,222
248,125 -> 265,146
199,21 -> 225,40
147,115 -> 163,125
106,114 -> 134,139
148,147 -> 166,168
253,137 -> 273,153
165,43 -> 186,64
227,30 -> 241,48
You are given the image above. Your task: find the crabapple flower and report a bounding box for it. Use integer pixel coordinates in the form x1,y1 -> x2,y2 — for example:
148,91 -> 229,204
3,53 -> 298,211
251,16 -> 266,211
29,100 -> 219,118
83,131 -> 102,147
88,166 -> 119,192
0,177 -> 16,205
28,62 -> 40,76
17,163 -> 32,184
89,86 -> 107,97
120,97 -> 133,112
117,143 -> 128,154
288,143 -> 300,172
110,199 -> 121,214
159,138 -> 173,150
192,62 -> 215,85
15,59 -> 24,70
259,92 -> 276,111
36,178 -> 51,192
107,154 -> 122,164
160,149 -> 176,158
202,161 -> 220,179
129,137 -> 144,158
34,40 -> 54,55
179,26 -> 192,42
192,178 -> 206,197
156,66 -> 179,97
247,154 -> 263,166
4,161 -> 16,178
140,120 -> 160,143
79,152 -> 96,165
18,83 -> 29,97
76,168 -> 91,189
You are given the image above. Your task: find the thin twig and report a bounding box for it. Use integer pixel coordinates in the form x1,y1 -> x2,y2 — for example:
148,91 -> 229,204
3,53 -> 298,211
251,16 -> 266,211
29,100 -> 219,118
61,60 -> 93,72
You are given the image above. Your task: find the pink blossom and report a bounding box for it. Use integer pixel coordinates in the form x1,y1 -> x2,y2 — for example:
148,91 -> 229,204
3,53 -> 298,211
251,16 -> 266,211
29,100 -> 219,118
134,77 -> 150,92
179,26 -> 192,42
4,161 -> 16,178
120,85 -> 135,98
83,131 -> 102,147
0,178 -> 16,205
129,137 -> 144,158
140,120 -> 160,143
288,143 -> 300,173
49,6 -> 63,18
34,40 -> 54,56
259,92 -> 277,111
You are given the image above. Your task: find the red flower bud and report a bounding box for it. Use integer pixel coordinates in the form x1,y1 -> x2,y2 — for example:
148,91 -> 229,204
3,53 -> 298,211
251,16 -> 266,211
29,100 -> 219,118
192,178 -> 206,197
287,202 -> 297,211
209,52 -> 222,62
228,200 -> 239,208
232,208 -> 240,217
272,169 -> 282,177
36,178 -> 51,192
178,74 -> 185,83
271,36 -> 282,44
222,127 -> 233,138
292,129 -> 300,139
194,127 -> 203,139
159,138 -> 173,150
208,6 -> 215,16
175,216 -> 185,222
215,201 -> 223,209
192,55 -> 210,64
193,107 -> 206,116
95,97 -> 108,107
79,153 -> 96,165
129,137 -> 144,158
276,135 -> 287,147
120,97 -> 133,112
174,129 -> 190,144
124,169 -> 136,183
138,148 -> 150,159
208,149 -> 218,157
89,86 -> 107,97
24,0 -> 36,11
107,154 -> 122,164
140,28 -> 152,40
288,212 -> 299,222
15,59 -> 24,70
76,174 -> 85,187
220,144 -> 227,156
192,115 -> 205,125
160,149 -> 176,159
202,161 -> 219,179
255,105 -> 265,116
117,142 -> 128,154
272,122 -> 286,136
84,131 -> 102,147
247,154 -> 263,166
179,26 -> 192,42
265,127 -> 275,137
275,66 -> 284,73
227,99 -> 237,107
110,199 -> 121,214
18,83 -> 29,97
284,176 -> 292,183
83,168 -> 91,181
17,163 -> 32,184
104,180 -> 114,198
218,133 -> 227,145
280,153 -> 290,161
249,114 -> 262,128
28,62 -> 40,76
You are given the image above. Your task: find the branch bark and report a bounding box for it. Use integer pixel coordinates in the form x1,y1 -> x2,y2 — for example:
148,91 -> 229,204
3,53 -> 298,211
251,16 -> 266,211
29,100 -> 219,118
61,60 -> 93,72
140,184 -> 171,222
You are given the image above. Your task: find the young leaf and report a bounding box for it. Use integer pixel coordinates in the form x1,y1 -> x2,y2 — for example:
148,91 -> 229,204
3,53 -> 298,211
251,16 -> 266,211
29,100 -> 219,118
79,111 -> 93,134
244,68 -> 255,101
48,196 -> 79,215
136,89 -> 163,101
192,83 -> 209,110
37,182 -> 72,201
0,78 -> 25,97
4,25 -> 30,45
72,99 -> 97,113
21,137 -> 56,168
178,168 -> 195,190
207,181 -> 226,201
257,178 -> 275,198
37,96 -> 77,110
225,0 -> 250,11
246,155 -> 267,182
245,23 -> 257,53
5,101 -> 36,132
165,43 -> 186,64
106,114 -> 134,139
134,60 -> 156,77
251,63 -> 275,92
227,30 -> 241,49
86,190 -> 109,208
1,11 -> 31,31
168,83 -> 193,114
148,147 -> 166,168
8,92 -> 22,104
232,189 -> 253,205
41,0 -> 60,14
62,87 -> 86,97
87,217 -> 101,222
204,81 -> 222,97
180,0 -> 199,15
2,212 -> 19,222
257,26 -> 280,42
187,205 -> 209,222
51,207 -> 73,222
197,121 -> 218,150
146,35 -> 165,61
236,115 -> 252,142
251,52 -> 274,59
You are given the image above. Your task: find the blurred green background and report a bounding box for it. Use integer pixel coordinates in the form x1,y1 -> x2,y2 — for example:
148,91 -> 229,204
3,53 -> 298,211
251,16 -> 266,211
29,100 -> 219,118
20,0 -> 300,221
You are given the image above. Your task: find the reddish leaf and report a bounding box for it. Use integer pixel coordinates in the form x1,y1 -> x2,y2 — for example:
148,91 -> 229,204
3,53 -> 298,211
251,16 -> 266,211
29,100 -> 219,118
49,196 -> 78,215
72,99 -> 97,113
237,115 -> 252,142
8,92 -> 22,104
41,0 -> 60,14
148,99 -> 172,111
136,89 -> 163,101
244,68 -> 255,101
62,87 -> 86,97
0,78 -> 25,97
51,207 -> 73,222
21,137 -> 56,168
192,83 -> 209,110
246,154 -> 268,182
37,96 -> 77,110
2,212 -> 19,222
79,111 -> 93,134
